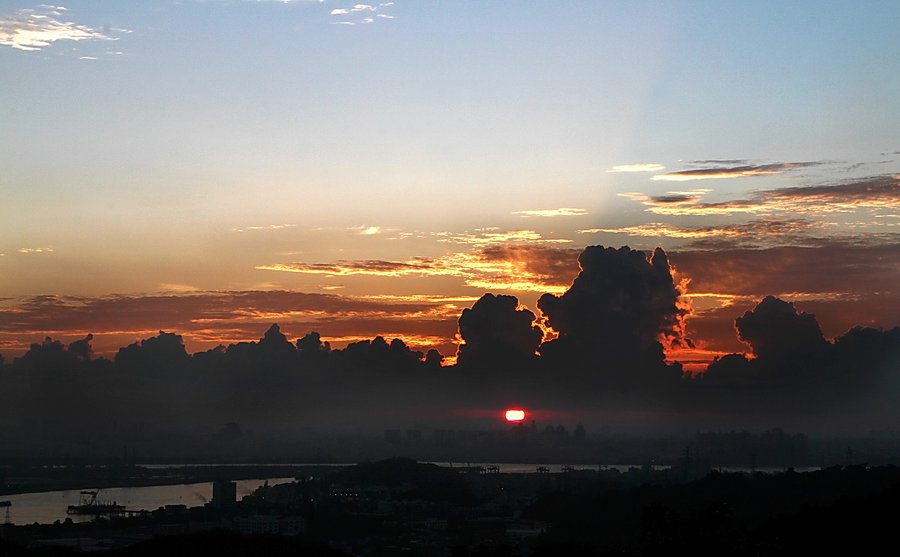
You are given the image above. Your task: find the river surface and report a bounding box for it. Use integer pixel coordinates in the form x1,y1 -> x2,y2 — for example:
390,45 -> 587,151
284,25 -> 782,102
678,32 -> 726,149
0,478 -> 293,525
1,463 -> 820,525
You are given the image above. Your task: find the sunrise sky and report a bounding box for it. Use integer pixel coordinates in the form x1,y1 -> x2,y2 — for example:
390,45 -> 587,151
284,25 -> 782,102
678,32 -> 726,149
2,1 -> 898,368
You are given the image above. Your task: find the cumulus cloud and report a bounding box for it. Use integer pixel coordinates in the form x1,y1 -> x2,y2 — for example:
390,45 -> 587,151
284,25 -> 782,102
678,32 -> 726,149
0,5 -> 123,52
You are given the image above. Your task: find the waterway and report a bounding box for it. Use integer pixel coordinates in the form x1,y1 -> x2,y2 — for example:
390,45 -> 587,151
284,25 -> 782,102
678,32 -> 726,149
1,462 -> 820,525
0,478 -> 293,525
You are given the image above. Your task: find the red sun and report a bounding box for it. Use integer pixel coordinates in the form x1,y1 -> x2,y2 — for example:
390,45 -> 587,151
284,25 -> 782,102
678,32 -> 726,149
504,409 -> 526,422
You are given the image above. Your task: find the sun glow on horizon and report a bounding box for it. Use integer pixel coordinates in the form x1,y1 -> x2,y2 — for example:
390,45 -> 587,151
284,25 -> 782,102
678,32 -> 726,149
505,409 -> 526,422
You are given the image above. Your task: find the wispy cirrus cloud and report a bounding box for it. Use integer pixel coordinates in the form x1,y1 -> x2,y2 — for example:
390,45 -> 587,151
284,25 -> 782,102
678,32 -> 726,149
622,175 -> 900,216
762,176 -> 900,209
607,163 -> 665,173
258,259 -> 433,278
0,5 -> 125,52
580,218 -> 822,245
651,161 -> 819,182
231,224 -> 296,232
158,283 -> 201,293
17,247 -> 54,254
512,208 -> 588,218
435,228 -> 572,247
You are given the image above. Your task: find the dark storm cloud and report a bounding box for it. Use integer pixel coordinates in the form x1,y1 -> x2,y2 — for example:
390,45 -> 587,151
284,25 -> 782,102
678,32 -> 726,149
3,244 -> 900,445
532,247 -> 689,401
456,293 -> 542,368
699,297 -> 900,420
733,296 -> 827,361
538,246 -> 687,355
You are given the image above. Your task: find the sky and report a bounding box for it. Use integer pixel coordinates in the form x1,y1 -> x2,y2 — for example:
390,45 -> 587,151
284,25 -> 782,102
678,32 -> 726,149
1,0 -> 899,369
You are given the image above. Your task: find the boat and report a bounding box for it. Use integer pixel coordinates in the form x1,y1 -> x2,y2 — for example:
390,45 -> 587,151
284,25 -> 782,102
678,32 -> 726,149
66,490 -> 125,515
0,501 -> 10,507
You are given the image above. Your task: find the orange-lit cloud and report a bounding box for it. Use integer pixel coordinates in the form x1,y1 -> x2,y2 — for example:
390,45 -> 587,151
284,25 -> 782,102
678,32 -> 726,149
258,245 -> 581,294
665,345 -> 735,375
17,247 -> 55,254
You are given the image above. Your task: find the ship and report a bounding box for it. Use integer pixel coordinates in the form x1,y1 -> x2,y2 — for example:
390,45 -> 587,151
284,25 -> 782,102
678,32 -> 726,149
66,490 -> 125,515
